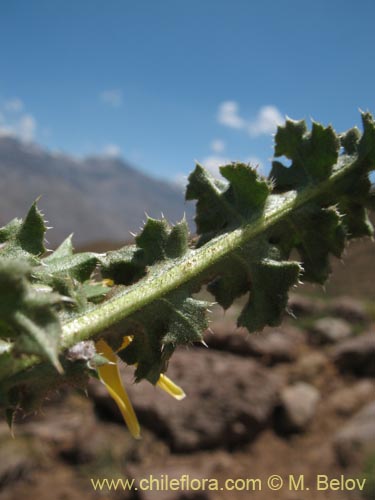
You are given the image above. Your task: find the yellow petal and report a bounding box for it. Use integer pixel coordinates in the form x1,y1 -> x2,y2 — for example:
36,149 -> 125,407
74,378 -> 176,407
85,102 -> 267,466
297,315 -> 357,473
102,278 -> 114,287
117,335 -> 133,352
95,339 -> 141,439
117,336 -> 185,401
157,373 -> 186,400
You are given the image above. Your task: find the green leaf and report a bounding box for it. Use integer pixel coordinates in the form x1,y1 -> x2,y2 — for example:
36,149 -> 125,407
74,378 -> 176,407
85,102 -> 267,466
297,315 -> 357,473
289,206 -> 346,283
358,111 -> 375,165
340,127 -> 360,155
100,245 -> 144,285
186,162 -> 270,241
206,239 -> 301,330
0,111 -> 374,409
118,291 -> 210,383
18,202 -> 47,255
238,258 -> 301,331
0,202 -> 47,261
271,119 -> 340,189
0,260 -> 63,372
101,217 -> 189,285
207,254 -> 249,310
274,118 -> 307,158
136,217 -> 170,263
43,234 -> 74,262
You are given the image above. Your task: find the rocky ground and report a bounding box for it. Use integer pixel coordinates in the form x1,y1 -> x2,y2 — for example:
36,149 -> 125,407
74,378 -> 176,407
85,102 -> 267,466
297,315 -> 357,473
0,294 -> 374,500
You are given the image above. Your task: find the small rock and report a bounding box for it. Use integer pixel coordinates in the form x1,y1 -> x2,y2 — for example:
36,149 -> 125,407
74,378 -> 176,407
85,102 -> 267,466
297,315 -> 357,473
288,294 -> 322,317
309,317 -> 352,344
290,352 -> 328,384
204,323 -> 250,355
331,332 -> 375,377
90,349 -> 281,452
0,424 -> 46,487
333,401 -> 375,466
245,330 -> 299,364
275,382 -> 320,433
20,393 -> 97,464
329,297 -> 370,324
205,325 -> 302,365
328,380 -> 375,416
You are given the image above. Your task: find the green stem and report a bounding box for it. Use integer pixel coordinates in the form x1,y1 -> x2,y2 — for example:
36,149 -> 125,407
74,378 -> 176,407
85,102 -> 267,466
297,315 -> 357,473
0,155 -> 363,382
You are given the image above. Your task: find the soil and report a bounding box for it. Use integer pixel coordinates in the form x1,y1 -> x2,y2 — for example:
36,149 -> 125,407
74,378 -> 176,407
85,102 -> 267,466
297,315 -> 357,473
0,293 -> 374,500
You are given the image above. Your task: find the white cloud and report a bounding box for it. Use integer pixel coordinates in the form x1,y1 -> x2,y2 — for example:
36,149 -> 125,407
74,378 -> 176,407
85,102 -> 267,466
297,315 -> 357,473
103,143 -> 121,158
248,105 -> 283,137
200,155 -> 265,179
218,102 -> 283,138
200,155 -> 232,178
0,111 -> 37,142
210,139 -> 225,153
217,101 -> 246,129
173,173 -> 189,189
0,126 -> 12,138
4,97 -> 24,112
100,89 -> 123,107
18,114 -> 36,142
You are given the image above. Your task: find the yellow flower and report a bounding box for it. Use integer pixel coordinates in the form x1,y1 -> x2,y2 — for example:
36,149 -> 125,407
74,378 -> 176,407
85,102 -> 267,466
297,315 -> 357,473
95,336 -> 185,439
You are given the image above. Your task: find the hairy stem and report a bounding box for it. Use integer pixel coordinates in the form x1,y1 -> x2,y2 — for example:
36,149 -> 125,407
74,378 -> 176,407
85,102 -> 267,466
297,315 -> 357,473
0,154 -> 366,384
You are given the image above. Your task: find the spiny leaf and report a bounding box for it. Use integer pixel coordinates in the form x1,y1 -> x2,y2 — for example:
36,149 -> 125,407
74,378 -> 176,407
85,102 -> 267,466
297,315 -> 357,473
136,217 -> 170,263
161,293 -> 211,346
136,217 -> 189,264
207,255 -> 249,310
186,162 -> 270,241
358,111 -> 375,164
35,252 -> 99,282
284,205 -> 346,283
0,260 -> 63,372
238,258 -> 302,331
340,127 -> 361,155
43,234 -> 74,262
117,291 -> 210,383
0,202 -> 47,261
271,119 -> 340,190
0,111 -> 374,412
207,239 -> 301,328
102,217 -> 189,285
33,234 -> 101,307
100,245 -> 144,285
18,202 -> 47,255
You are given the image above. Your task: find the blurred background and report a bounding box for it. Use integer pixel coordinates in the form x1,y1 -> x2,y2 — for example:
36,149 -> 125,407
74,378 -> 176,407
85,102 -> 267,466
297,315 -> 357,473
0,1 -> 374,499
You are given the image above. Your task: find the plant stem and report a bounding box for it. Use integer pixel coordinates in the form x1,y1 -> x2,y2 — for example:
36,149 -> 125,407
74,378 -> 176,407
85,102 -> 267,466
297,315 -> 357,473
0,155 -> 362,382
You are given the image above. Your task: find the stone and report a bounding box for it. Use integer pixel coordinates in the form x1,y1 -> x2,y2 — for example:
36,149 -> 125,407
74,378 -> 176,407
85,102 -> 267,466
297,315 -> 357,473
275,382 -> 320,433
205,324 -> 303,365
331,332 -> 375,377
19,393 -> 98,464
289,352 -> 328,384
309,317 -> 352,344
0,423 -> 46,487
90,349 -> 281,452
287,294 -> 322,317
333,401 -> 375,466
328,297 -> 370,324
328,380 -> 375,416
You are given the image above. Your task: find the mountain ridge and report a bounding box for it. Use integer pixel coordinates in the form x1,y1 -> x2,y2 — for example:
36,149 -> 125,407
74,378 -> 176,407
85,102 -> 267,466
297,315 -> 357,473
0,136 -> 190,246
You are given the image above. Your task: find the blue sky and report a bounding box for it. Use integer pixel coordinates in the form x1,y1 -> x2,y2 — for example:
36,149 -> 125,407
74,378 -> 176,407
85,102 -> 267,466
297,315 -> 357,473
0,0 -> 374,184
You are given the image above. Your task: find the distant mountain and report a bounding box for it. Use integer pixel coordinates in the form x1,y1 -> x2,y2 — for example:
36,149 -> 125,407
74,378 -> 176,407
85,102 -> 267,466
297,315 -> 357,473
0,136 -> 191,246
